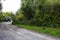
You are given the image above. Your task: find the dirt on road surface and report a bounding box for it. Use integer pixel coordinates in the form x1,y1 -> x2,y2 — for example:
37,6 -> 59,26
0,24 -> 60,40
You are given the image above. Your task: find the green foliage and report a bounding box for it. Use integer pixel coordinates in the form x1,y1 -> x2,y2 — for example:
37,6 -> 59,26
16,0 -> 60,28
15,24 -> 60,37
21,0 -> 35,20
0,13 -> 5,22
0,12 -> 15,22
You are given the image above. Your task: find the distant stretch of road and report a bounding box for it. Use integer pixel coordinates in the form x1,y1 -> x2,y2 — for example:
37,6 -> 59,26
0,22 -> 60,40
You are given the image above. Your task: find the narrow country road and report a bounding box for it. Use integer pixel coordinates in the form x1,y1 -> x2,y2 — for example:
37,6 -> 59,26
0,23 -> 60,40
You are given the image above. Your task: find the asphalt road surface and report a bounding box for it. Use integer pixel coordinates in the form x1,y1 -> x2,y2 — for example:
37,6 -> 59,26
0,24 -> 60,40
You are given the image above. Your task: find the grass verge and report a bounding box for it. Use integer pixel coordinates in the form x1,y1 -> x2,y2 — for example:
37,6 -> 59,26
14,24 -> 60,38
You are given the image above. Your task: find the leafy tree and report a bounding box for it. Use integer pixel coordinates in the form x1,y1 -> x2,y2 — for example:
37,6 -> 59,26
21,0 -> 35,20
17,0 -> 60,27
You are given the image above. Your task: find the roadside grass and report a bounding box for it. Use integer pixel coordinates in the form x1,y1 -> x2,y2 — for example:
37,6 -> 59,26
14,24 -> 60,38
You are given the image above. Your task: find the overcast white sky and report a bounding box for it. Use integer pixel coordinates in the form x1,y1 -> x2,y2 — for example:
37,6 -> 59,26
2,0 -> 21,13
